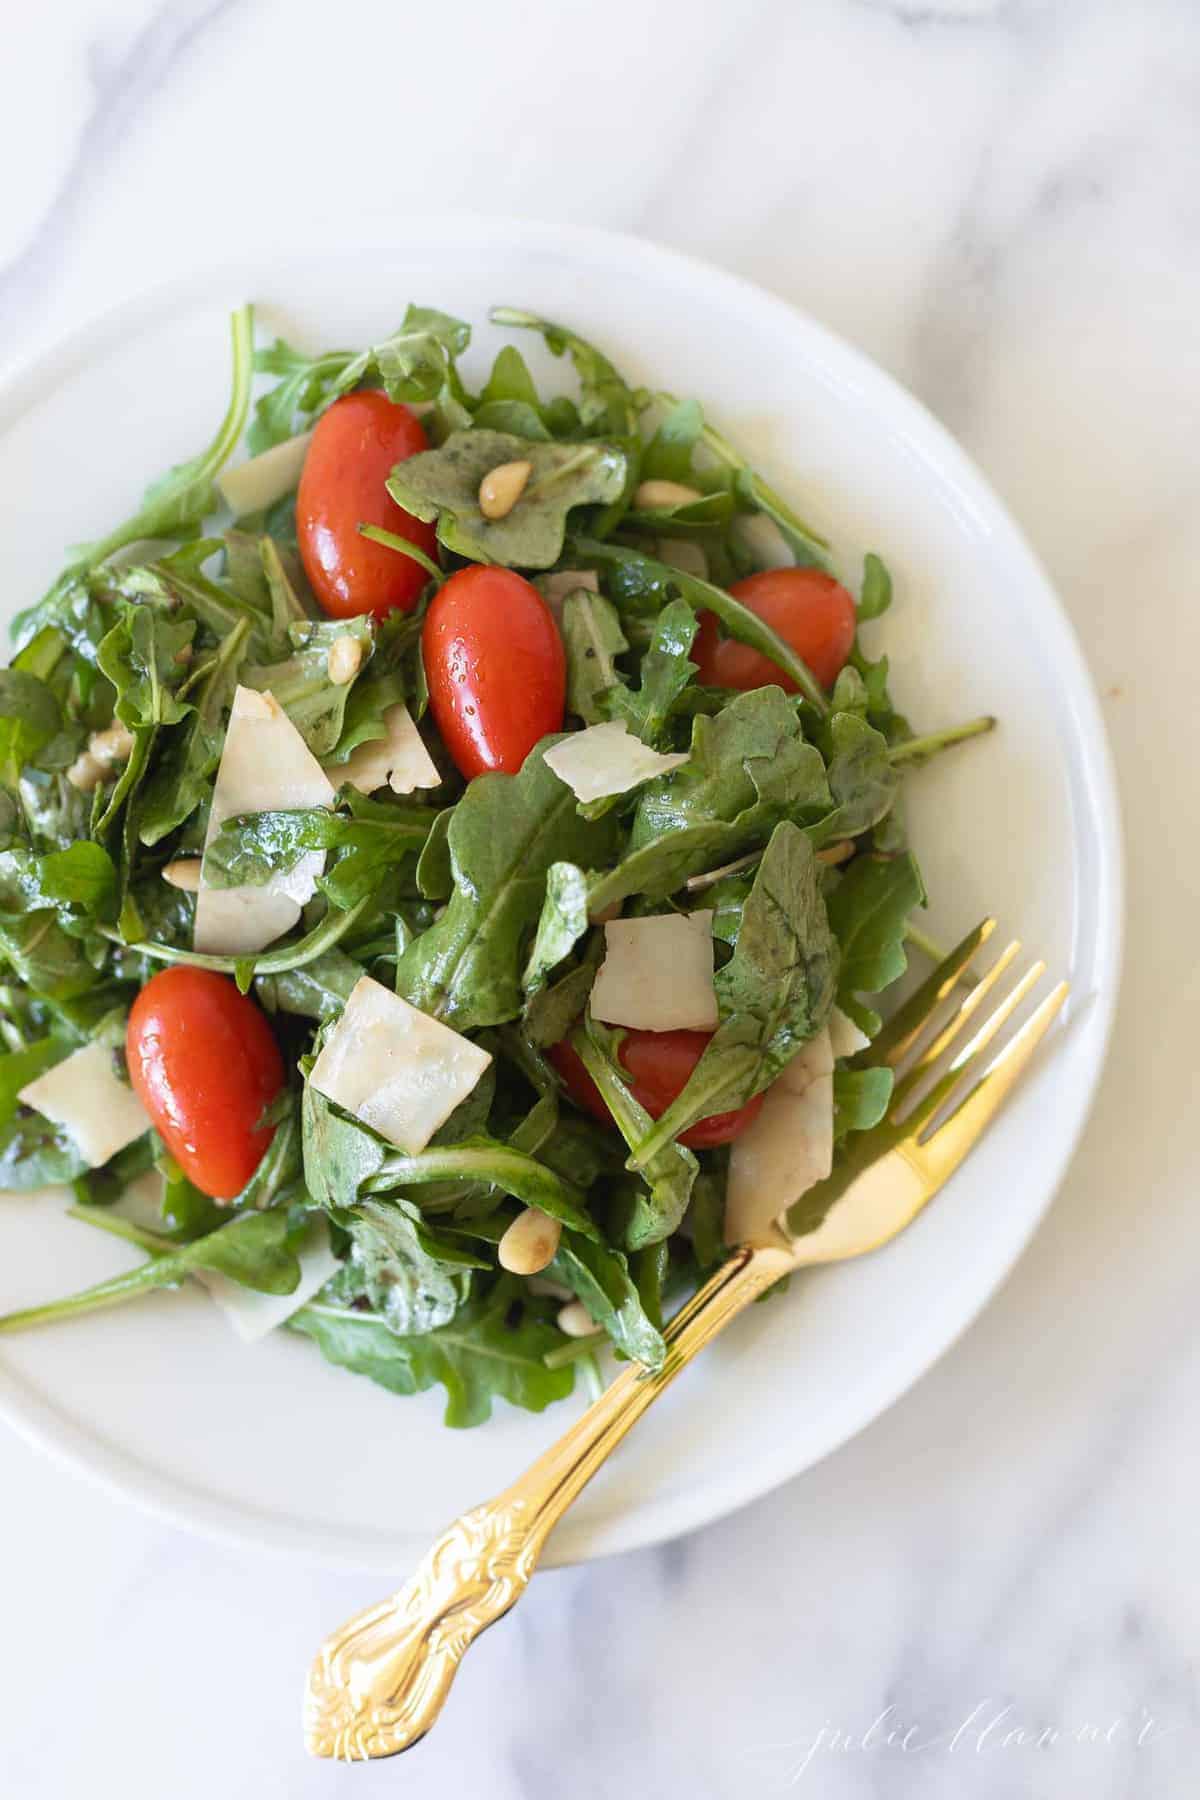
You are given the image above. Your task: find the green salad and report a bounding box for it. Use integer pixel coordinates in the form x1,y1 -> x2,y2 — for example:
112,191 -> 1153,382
0,303 -> 992,1425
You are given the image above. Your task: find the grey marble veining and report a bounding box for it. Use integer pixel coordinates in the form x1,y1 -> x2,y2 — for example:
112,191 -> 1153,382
2,2 -> 1198,1795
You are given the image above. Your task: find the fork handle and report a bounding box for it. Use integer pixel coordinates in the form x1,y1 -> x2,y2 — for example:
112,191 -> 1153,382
304,1239 -> 793,1760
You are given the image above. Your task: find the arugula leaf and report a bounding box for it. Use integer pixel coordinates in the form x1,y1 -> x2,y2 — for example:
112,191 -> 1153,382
395,738 -> 619,1030
603,597 -> 698,746
0,909 -> 103,1002
205,794 -> 437,911
249,306 -> 472,454
522,934 -> 604,1049
323,1197 -> 480,1334
640,398 -> 705,483
362,1136 -> 598,1239
243,615 -> 373,757
825,852 -> 925,1035
489,307 -> 642,438
0,844 -> 116,919
0,1034 -> 85,1191
301,1076 -> 389,1216
679,403 -> 831,569
571,1018 -> 696,1248
473,346 -> 563,440
588,687 -> 830,914
0,672 -> 61,789
386,430 -> 626,570
819,711 -> 898,842
138,617 -> 252,845
523,863 -> 590,998
858,553 -> 893,622
0,1207 -> 302,1334
574,538 -> 829,712
833,1066 -> 894,1140
562,589 -> 628,724
630,822 -> 837,1166
549,1230 -> 666,1368
291,1278 -> 573,1427
255,948 -> 361,1023
96,607 -> 195,730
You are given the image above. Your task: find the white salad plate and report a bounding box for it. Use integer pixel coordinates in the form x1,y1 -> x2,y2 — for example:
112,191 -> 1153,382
0,222 -> 1122,1570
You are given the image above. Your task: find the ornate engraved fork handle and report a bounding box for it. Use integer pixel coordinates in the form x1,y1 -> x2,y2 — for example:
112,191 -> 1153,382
304,1238 -> 794,1760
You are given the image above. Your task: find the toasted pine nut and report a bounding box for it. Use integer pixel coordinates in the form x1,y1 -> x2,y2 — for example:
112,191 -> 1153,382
816,840 -> 855,867
634,479 -> 701,511
88,720 -> 135,769
557,1300 -> 596,1339
174,643 -> 193,665
162,858 -> 202,893
66,751 -> 105,793
498,1207 -> 562,1276
326,634 -> 363,686
478,459 -> 532,521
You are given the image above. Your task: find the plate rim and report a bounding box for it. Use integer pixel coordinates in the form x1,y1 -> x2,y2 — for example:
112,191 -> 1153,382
0,218 -> 1125,1570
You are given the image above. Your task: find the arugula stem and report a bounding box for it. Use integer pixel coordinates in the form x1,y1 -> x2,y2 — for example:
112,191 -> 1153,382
572,538 -> 829,714
178,616 -> 251,701
98,890 -> 373,976
888,716 -> 996,766
359,524 -> 444,584
654,390 -> 831,562
0,1245 -> 192,1334
904,922 -> 979,990
67,1204 -> 172,1256
84,305 -> 255,568
544,1329 -> 606,1369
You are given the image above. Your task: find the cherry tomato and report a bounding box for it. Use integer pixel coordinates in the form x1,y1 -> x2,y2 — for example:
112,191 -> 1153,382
693,567 -> 857,694
126,968 -> 285,1201
297,390 -> 437,619
422,565 -> 566,779
548,1031 -> 766,1149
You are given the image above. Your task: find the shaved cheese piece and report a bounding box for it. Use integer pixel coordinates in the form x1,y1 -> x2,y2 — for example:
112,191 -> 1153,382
18,1041 -> 151,1168
724,1027 -> 834,1246
591,911 -> 718,1032
537,568 -> 598,621
194,686 -> 335,956
829,1005 -> 871,1060
544,720 -> 688,805
333,702 -> 440,796
216,430 -> 313,516
195,1215 -> 340,1344
309,976 -> 492,1155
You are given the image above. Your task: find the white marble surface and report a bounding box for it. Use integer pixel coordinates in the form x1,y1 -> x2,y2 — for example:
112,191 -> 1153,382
2,1 -> 1198,1794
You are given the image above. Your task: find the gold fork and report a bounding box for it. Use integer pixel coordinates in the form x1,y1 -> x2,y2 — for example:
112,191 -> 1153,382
304,920 -> 1067,1761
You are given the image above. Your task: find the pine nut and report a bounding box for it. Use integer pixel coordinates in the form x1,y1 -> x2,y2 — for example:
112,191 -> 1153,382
478,459 -> 532,521
66,751 -> 105,793
162,858 -> 203,892
528,1276 -> 573,1301
498,1207 -> 562,1276
634,479 -> 701,511
326,634 -> 363,686
556,1300 -> 596,1338
88,720 -> 135,768
816,840 -> 855,866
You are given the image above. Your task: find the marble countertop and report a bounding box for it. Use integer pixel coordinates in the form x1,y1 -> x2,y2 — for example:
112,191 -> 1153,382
2,2 -> 1197,1795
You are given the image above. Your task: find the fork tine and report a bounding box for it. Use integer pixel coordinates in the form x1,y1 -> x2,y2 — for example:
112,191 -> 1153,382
892,939 -> 1023,1105
856,917 -> 997,1071
898,958 -> 1046,1136
916,980 -> 1069,1180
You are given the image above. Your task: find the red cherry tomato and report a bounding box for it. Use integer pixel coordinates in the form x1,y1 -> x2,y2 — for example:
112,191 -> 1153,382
126,968 -> 285,1201
297,390 -> 437,619
693,567 -> 857,694
548,1031 -> 765,1149
422,565 -> 566,779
